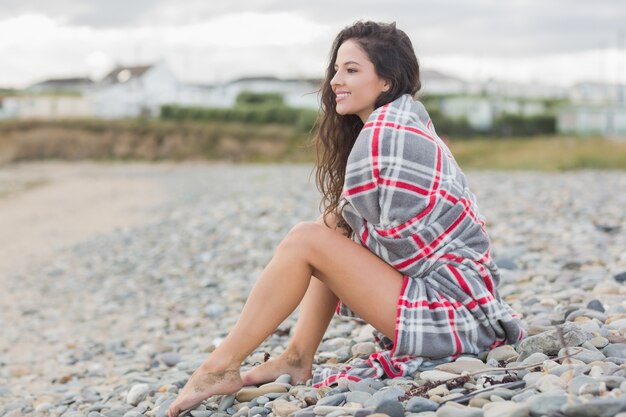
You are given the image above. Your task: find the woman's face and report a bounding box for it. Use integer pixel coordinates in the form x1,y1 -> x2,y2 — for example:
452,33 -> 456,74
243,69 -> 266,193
331,39 -> 390,123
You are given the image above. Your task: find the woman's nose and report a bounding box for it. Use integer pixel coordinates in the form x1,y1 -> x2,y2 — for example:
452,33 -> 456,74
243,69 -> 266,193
330,71 -> 342,87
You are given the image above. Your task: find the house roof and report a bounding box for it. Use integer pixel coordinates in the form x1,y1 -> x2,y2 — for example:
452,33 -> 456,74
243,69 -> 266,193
225,76 -> 323,86
421,69 -> 466,83
28,77 -> 94,91
102,64 -> 153,84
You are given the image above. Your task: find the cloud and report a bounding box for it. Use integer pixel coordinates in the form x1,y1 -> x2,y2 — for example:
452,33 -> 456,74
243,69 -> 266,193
0,1 -> 624,87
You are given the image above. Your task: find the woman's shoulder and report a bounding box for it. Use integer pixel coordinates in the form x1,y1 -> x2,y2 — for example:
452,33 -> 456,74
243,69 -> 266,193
366,94 -> 429,126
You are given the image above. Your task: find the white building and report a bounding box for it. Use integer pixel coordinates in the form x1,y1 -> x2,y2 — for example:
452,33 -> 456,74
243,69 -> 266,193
569,82 -> 626,106
419,69 -> 469,96
8,95 -> 92,119
203,76 -> 322,109
27,77 -> 94,95
557,105 -> 626,137
88,61 -> 182,118
437,96 -> 548,130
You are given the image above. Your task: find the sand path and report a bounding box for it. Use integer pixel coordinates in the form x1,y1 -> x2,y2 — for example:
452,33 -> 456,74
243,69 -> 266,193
0,162 -> 172,278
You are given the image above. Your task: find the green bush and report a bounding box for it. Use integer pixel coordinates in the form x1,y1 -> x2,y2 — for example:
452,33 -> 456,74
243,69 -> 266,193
160,103 -> 318,133
492,114 -> 556,137
235,91 -> 284,106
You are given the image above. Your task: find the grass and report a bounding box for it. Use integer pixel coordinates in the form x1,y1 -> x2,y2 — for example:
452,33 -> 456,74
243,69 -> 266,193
0,119 -> 625,170
449,135 -> 626,171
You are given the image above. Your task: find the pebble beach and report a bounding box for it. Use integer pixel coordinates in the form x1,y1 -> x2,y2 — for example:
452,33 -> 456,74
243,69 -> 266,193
1,163 -> 626,417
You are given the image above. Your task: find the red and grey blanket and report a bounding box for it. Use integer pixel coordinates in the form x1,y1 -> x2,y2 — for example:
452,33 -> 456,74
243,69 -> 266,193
313,94 -> 525,387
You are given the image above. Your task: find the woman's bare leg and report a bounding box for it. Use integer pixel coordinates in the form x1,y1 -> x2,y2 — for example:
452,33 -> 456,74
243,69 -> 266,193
241,215 -> 345,385
168,222 -> 403,417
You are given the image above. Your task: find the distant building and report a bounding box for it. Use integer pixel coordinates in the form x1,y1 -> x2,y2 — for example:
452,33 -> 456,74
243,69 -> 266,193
204,76 -> 322,109
568,82 -> 626,106
437,96 -> 548,130
481,79 -> 567,100
557,105 -> 626,137
419,69 -> 468,96
26,77 -> 94,95
88,61 -> 182,118
10,96 -> 92,119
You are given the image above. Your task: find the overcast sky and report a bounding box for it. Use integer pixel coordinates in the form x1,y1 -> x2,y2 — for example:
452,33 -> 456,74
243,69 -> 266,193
1,0 -> 625,88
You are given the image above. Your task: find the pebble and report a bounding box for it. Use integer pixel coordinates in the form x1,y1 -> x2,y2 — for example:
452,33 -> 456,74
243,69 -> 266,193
483,402 -> 529,417
126,384 -> 150,406
419,370 -> 459,382
436,402 -> 483,417
374,400 -> 404,417
236,384 -> 290,402
271,398 -> 301,416
602,342 -> 626,359
486,345 -> 519,363
159,352 -> 182,367
405,397 -> 438,413
4,168 -> 626,417
535,374 -> 567,393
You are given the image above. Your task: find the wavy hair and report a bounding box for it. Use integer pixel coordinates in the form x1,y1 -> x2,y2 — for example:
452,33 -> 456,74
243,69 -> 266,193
313,21 -> 421,237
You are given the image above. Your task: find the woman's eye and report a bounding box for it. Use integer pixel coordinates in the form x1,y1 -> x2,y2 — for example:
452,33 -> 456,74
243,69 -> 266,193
347,69 -> 357,73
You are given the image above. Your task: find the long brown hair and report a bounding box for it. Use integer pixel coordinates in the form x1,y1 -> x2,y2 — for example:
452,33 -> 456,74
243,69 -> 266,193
314,21 -> 422,236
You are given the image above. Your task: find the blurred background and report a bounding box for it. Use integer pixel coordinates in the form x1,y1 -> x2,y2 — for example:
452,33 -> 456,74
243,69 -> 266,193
1,0 -> 626,168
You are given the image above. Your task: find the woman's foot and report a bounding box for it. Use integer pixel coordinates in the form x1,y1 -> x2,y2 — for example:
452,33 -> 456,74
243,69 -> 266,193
167,366 -> 243,417
241,353 -> 312,386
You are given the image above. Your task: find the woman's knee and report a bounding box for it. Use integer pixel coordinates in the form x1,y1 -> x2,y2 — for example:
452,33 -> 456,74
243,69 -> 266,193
279,221 -> 323,253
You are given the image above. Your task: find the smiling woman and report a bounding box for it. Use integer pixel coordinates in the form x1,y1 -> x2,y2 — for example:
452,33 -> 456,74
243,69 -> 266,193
166,20 -> 524,417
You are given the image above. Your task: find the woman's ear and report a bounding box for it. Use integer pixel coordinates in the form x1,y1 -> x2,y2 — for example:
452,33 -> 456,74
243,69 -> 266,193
382,80 -> 391,92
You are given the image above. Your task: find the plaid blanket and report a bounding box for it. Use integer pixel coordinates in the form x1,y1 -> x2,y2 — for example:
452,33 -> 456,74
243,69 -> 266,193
312,94 -> 525,387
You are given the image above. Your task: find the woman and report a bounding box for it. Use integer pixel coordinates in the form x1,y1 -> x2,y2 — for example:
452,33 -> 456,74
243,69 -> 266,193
168,20 -> 524,417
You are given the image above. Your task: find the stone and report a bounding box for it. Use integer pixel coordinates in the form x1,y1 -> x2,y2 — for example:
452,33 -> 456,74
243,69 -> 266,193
590,336 -> 609,349
293,408 -> 316,417
569,375 -> 598,394
565,308 -> 608,322
535,374 -> 566,393
236,384 -> 290,402
525,392 -> 567,417
351,342 -> 377,358
218,394 -> 236,412
126,384 -> 150,406
204,303 -> 226,318
374,400 -> 404,417
614,271 -> 626,283
419,370 -> 459,382
587,299 -> 605,313
558,346 -> 605,363
317,393 -> 347,407
155,398 -> 176,417
483,401 -> 529,417
606,318 -> 626,330
516,323 -> 591,361
435,402 -> 483,417
346,391 -> 372,404
275,374 -> 292,384
520,352 -> 549,366
437,358 -> 491,374
495,257 -> 517,270
427,384 -> 449,398
487,345 -> 519,363
313,405 -> 360,416
602,343 -> 626,359
159,352 -> 182,367
561,398 -> 626,417
247,405 -> 268,416
405,397 -> 438,413
272,399 -> 301,417
190,412 -> 212,417
363,387 -> 405,409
